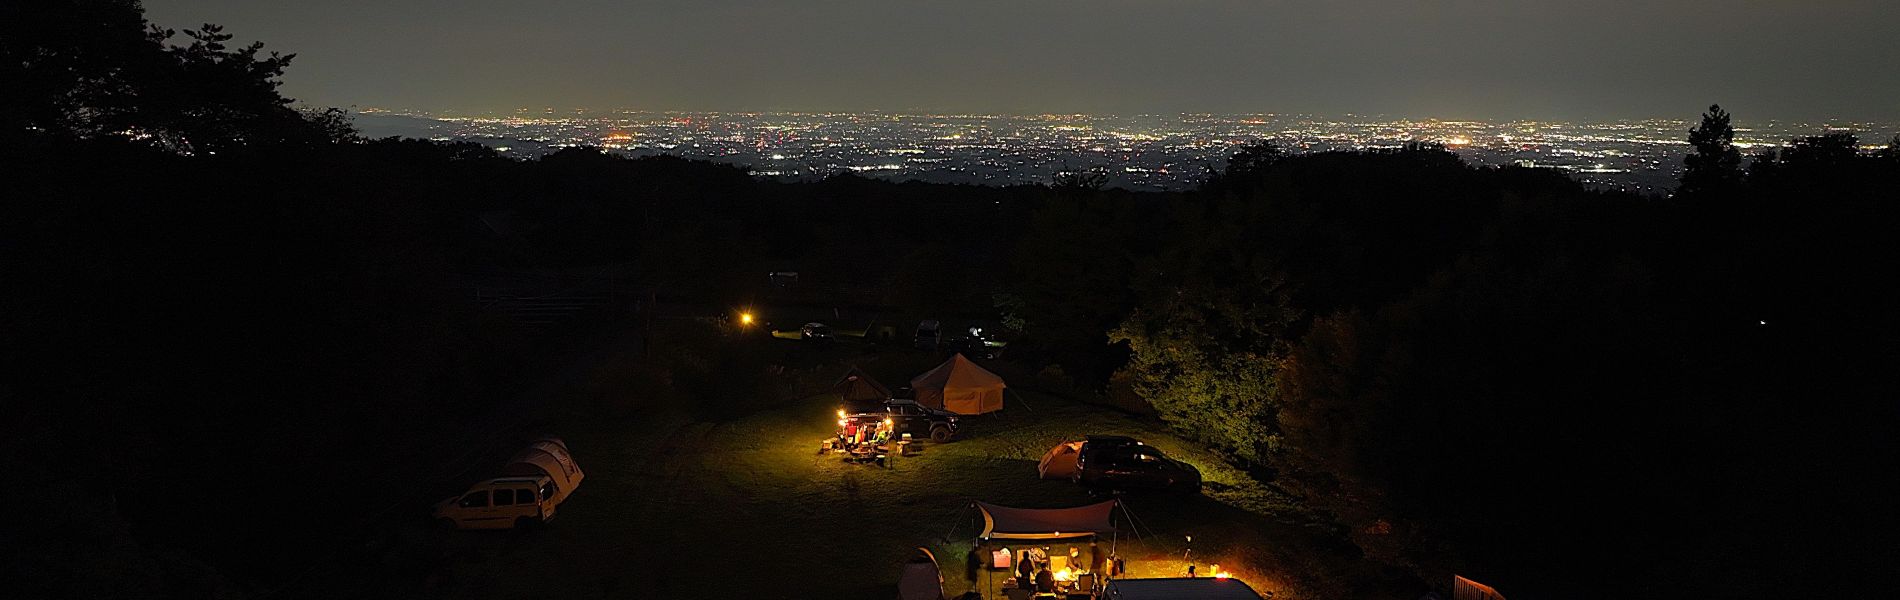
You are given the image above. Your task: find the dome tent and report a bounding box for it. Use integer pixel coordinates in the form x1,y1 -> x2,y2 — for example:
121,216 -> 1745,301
499,437 -> 584,503
897,547 -> 945,600
910,354 -> 1005,415
1037,441 -> 1084,480
832,366 -> 892,405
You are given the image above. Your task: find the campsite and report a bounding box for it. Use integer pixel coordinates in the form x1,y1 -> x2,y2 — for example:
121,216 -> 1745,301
381,334 -> 1417,600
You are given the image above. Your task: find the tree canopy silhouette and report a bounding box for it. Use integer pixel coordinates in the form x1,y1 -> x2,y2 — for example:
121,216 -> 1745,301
2,0 -> 346,151
1679,104 -> 1742,197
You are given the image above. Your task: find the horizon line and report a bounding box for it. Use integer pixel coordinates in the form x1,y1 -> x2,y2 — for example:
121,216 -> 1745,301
350,107 -> 1900,127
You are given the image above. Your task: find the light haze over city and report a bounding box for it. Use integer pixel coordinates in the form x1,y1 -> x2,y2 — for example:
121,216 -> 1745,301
145,0 -> 1900,120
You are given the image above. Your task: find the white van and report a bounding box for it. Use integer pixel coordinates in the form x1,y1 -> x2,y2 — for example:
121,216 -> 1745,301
433,476 -> 559,530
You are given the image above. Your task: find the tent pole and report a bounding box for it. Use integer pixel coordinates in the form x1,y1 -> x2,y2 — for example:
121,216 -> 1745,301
1009,389 -> 1035,412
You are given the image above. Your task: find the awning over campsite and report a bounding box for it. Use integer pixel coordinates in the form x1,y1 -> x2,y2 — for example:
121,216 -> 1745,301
976,500 -> 1117,539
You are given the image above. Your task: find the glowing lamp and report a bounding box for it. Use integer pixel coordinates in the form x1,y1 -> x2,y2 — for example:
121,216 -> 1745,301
837,409 -> 846,418
739,312 -> 754,325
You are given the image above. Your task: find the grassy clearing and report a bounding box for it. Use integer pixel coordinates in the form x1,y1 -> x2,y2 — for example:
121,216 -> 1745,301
419,381 -> 1414,599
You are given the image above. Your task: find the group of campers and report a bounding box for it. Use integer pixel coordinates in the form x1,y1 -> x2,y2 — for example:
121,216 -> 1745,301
832,414 -> 895,457
968,540 -> 1119,596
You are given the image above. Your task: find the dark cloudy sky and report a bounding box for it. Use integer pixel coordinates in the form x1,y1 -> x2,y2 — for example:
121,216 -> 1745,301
144,1 -> 1899,119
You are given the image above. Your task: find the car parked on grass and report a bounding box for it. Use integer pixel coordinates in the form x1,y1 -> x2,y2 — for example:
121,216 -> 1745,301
844,399 -> 962,442
1073,435 -> 1201,493
801,322 -> 834,340
433,475 -> 559,530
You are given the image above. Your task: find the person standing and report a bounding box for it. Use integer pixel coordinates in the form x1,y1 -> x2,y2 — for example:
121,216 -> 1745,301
1016,549 -> 1034,586
964,543 -> 981,592
1089,540 -> 1106,575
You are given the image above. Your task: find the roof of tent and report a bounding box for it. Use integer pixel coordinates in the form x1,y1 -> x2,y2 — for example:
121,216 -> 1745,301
500,438 -> 584,503
977,500 -> 1117,539
1102,577 -> 1268,600
897,547 -> 944,600
833,367 -> 892,403
911,354 -> 1006,391
1453,576 -> 1508,600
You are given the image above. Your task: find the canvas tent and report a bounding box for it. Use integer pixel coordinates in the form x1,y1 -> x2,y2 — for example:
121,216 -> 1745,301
976,500 -> 1118,540
897,547 -> 945,600
833,367 -> 892,405
1453,576 -> 1507,600
500,437 -> 584,503
1038,441 -> 1084,480
911,354 -> 1006,415
1102,577 -> 1268,600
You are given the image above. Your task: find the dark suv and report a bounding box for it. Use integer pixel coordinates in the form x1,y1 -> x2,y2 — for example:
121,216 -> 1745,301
1073,436 -> 1201,493
848,399 -> 961,442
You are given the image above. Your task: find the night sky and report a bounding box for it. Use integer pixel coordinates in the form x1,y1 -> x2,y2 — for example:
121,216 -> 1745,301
143,0 -> 1899,119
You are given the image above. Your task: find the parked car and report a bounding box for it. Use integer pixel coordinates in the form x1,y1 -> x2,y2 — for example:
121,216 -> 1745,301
948,335 -> 996,359
801,322 -> 834,340
845,399 -> 962,442
433,475 -> 559,530
914,320 -> 941,350
1073,435 -> 1201,493
433,438 -> 584,530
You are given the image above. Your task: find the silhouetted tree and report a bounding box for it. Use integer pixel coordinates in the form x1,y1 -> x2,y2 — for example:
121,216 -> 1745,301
1,1 -> 344,151
1679,104 -> 1743,197
1223,140 -> 1286,180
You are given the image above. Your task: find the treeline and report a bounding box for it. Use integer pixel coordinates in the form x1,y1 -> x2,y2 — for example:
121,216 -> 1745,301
1003,110 -> 1900,598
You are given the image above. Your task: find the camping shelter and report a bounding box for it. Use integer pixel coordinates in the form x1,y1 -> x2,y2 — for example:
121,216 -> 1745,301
897,547 -> 944,600
976,500 -> 1119,540
833,367 -> 892,405
1453,576 -> 1508,600
1038,441 -> 1084,480
500,437 -> 584,503
1102,577 -> 1268,600
911,354 -> 1006,415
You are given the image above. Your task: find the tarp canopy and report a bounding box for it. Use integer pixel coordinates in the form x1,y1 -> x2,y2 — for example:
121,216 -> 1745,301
833,367 -> 892,404
911,354 -> 1006,415
897,547 -> 944,600
1103,577 -> 1268,600
500,437 -> 584,504
1038,441 -> 1084,480
977,500 -> 1116,540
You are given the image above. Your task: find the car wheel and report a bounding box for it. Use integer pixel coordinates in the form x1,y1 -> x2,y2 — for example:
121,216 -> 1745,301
929,426 -> 953,443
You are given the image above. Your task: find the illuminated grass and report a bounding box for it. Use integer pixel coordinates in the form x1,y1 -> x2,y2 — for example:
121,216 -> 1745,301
427,392 -> 1406,598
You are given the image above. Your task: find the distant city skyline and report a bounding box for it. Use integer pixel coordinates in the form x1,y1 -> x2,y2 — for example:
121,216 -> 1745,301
145,1 -> 1900,121
354,109 -> 1900,195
